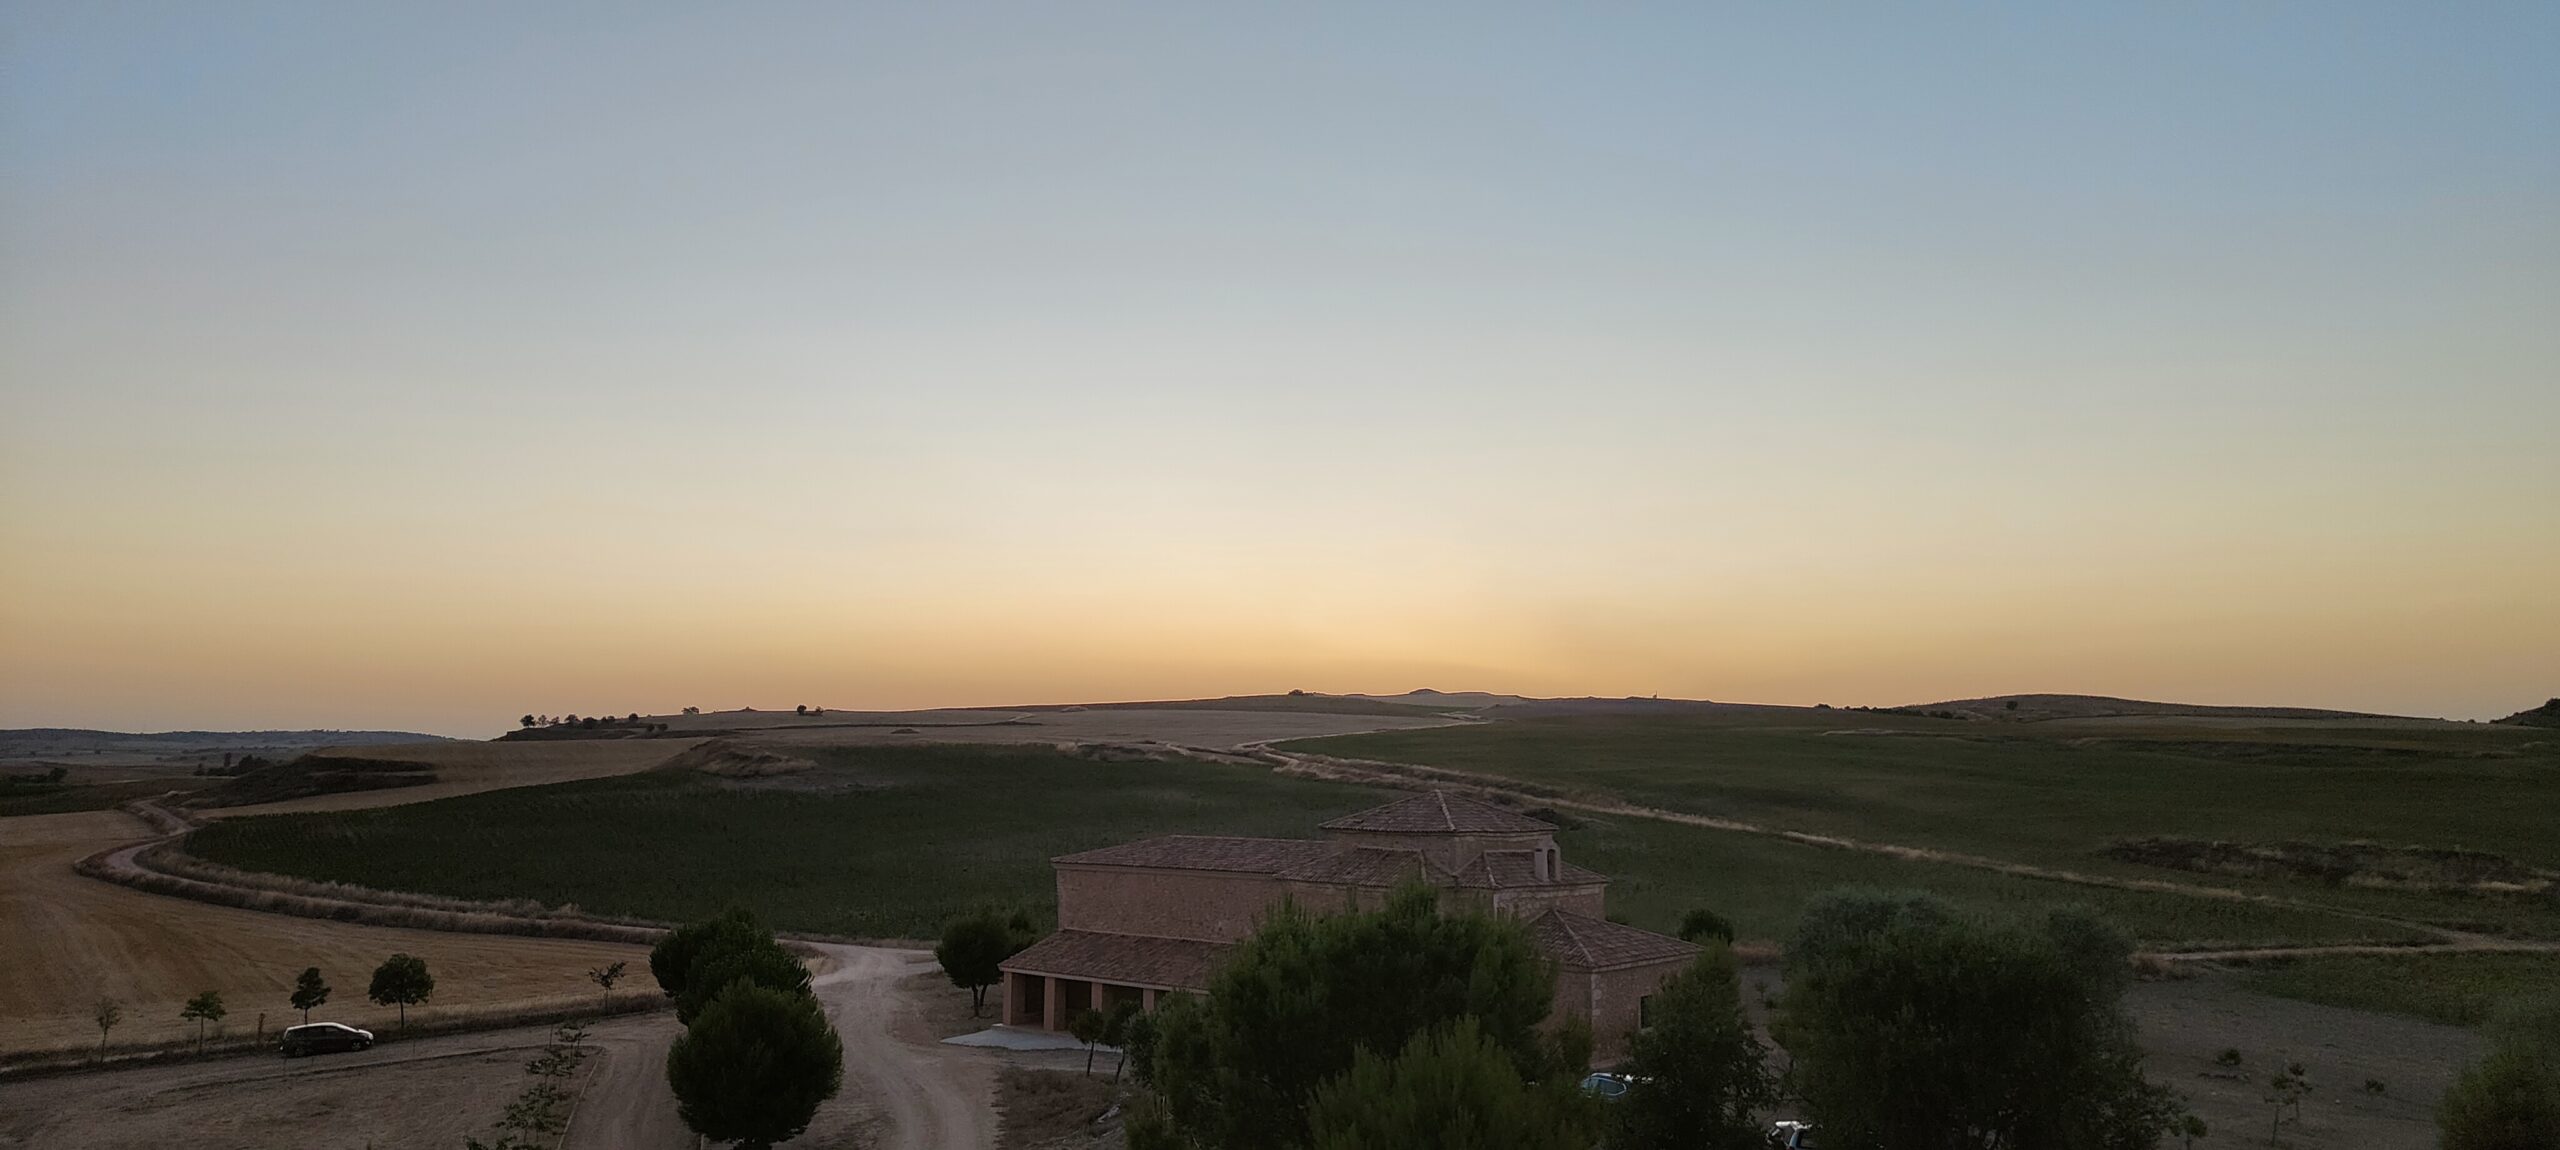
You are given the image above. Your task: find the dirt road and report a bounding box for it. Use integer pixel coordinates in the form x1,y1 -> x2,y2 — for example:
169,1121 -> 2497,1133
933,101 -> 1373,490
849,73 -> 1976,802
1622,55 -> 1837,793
808,944 -> 998,1150
562,943 -> 996,1150
0,1018 -> 644,1150
1,943 -> 997,1150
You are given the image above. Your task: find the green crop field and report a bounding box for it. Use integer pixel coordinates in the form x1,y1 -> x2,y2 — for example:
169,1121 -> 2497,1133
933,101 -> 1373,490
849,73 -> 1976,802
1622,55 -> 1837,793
187,742 -> 2393,948
1287,710 -> 2560,938
2235,952 -> 2560,1028
1286,709 -> 2560,1021
1558,811 -> 2409,949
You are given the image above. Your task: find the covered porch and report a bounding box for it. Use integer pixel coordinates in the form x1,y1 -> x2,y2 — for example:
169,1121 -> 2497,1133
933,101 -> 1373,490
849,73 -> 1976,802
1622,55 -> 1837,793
995,929 -> 1229,1031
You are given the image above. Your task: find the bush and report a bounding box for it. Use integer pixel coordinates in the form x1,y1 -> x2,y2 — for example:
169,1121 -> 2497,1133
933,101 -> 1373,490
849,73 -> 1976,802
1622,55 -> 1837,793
2441,995 -> 2560,1150
1678,907 -> 1736,945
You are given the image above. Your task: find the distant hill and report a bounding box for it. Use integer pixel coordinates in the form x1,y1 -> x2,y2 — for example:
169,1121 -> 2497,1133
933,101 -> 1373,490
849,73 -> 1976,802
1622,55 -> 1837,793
0,728 -> 453,764
2495,699 -> 2560,729
1902,694 -> 2413,723
1009,694 -> 1457,717
1340,689 -> 1535,709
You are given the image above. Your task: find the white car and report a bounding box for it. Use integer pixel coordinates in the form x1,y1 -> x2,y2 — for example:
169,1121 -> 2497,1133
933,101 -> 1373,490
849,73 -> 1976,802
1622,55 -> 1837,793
279,1022 -> 374,1057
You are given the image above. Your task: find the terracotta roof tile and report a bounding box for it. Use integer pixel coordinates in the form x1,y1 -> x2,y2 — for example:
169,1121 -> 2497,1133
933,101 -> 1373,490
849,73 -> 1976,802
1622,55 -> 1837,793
1000,930 -> 1230,989
1450,851 -> 1610,889
1528,909 -> 1699,971
1275,847 -> 1447,886
1321,791 -> 1556,835
1054,836 -> 1341,874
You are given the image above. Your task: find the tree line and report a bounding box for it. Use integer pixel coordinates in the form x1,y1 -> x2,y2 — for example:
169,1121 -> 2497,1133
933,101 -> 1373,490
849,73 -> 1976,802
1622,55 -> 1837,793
89,952 -> 437,1056
1017,886 -> 2196,1150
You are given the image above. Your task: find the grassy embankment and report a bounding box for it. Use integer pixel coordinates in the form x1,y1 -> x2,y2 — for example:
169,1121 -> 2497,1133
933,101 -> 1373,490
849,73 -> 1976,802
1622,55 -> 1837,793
188,743 -> 2389,947
1285,710 -> 2560,1019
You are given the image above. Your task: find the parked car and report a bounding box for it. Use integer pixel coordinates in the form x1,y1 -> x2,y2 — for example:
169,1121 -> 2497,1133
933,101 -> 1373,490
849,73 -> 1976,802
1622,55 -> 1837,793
279,1022 -> 373,1057
1767,1120 -> 1818,1148
1578,1071 -> 1635,1100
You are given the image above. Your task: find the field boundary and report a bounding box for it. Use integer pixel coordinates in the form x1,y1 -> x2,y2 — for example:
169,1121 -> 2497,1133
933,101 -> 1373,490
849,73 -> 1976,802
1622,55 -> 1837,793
1235,744 -> 2560,962
84,801 -> 935,953
77,834 -> 670,945
0,993 -> 663,1083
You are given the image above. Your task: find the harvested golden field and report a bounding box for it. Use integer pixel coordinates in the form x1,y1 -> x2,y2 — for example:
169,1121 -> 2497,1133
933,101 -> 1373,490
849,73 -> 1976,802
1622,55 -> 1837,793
0,809 -> 653,1055
200,737 -> 702,817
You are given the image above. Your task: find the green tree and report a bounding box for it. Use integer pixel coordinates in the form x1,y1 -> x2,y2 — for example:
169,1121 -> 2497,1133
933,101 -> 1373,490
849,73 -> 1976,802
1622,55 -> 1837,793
1677,907 -> 1736,945
1774,891 -> 2178,1150
1122,1005 -> 1163,1085
1071,1007 -> 1110,1076
1149,885 -> 1565,1150
935,911 -> 1026,1016
290,966 -> 330,1023
1306,1018 -> 1603,1150
1105,1000 -> 1144,1081
180,989 -> 227,1046
93,996 -> 122,1056
676,938 -> 811,1025
368,953 -> 435,1027
588,960 -> 627,990
649,907 -> 769,999
1611,946 -> 1773,1150
665,981 -> 844,1150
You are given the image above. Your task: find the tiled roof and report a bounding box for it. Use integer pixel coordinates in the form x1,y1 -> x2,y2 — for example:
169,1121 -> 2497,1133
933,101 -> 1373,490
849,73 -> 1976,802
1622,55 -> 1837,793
1000,930 -> 1231,989
1528,909 -> 1699,971
1321,791 -> 1556,835
1054,836 -> 1342,874
1274,847 -> 1446,886
1451,851 -> 1610,889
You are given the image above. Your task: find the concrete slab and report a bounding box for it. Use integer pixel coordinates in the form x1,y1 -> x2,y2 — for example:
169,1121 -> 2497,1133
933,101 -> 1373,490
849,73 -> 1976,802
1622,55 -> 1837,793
942,1025 -> 1116,1053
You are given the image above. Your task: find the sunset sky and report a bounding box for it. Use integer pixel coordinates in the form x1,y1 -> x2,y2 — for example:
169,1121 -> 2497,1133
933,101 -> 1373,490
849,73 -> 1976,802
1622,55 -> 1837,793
4,4 -> 2554,736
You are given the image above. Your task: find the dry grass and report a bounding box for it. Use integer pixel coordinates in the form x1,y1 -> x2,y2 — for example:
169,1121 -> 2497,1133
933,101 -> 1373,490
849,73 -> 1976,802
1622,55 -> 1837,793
0,809 -> 656,1055
0,990 -> 662,1077
997,1065 -> 1122,1150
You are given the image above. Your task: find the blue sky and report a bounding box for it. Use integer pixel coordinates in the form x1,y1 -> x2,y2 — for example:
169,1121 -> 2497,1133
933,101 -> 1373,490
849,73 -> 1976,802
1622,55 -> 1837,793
4,3 -> 2554,732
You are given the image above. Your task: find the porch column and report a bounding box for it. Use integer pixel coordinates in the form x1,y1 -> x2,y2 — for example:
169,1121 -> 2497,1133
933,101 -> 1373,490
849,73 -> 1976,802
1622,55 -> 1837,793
1043,976 -> 1062,1030
1143,987 -> 1159,1013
